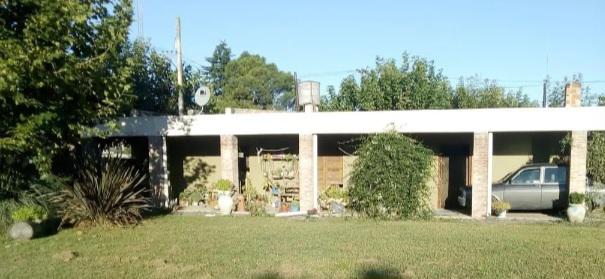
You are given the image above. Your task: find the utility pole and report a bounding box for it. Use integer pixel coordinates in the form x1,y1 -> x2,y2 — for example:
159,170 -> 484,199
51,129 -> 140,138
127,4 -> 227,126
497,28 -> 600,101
175,17 -> 184,115
543,78 -> 548,108
294,72 -> 299,112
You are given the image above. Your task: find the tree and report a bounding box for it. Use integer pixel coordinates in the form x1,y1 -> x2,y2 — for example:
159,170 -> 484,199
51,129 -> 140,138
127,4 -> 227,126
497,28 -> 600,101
203,41 -> 232,96
213,52 -> 294,112
126,39 -> 204,114
127,39 -> 175,113
452,76 -> 536,108
0,0 -> 133,196
321,53 -> 451,111
544,74 -> 600,107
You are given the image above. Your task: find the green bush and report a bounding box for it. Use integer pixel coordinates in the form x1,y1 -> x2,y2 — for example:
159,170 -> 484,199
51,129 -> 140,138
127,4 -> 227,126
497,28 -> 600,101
0,200 -> 20,232
492,201 -> 511,215
214,179 -> 233,192
11,204 -> 48,222
569,192 -> 586,204
588,131 -> 605,184
349,131 -> 434,219
52,159 -> 150,227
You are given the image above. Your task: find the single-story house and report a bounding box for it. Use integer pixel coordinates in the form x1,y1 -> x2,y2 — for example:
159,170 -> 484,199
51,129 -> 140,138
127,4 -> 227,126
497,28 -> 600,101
99,82 -> 605,218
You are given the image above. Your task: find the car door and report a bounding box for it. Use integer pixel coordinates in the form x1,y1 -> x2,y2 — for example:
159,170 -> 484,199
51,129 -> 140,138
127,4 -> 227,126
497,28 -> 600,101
503,167 -> 542,210
541,166 -> 568,209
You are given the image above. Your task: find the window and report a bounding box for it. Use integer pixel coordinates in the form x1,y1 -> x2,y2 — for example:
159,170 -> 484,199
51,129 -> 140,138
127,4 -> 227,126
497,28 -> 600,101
544,167 -> 567,184
511,168 -> 540,184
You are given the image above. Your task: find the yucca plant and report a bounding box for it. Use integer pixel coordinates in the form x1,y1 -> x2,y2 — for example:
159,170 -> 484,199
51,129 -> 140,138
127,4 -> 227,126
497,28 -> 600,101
53,158 -> 150,227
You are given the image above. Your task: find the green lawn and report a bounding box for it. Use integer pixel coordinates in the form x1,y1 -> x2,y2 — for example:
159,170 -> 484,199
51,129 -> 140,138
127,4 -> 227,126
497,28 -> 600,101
1,216 -> 605,278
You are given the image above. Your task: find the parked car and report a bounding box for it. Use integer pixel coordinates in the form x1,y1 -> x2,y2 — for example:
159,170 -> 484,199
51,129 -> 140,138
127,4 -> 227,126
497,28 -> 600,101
457,163 -> 605,210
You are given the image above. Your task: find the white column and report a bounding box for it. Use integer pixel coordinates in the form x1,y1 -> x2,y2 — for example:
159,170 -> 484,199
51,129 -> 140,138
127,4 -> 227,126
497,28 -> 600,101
312,134 -> 319,210
486,132 -> 494,216
299,134 -> 315,212
148,136 -> 169,208
220,135 -> 239,186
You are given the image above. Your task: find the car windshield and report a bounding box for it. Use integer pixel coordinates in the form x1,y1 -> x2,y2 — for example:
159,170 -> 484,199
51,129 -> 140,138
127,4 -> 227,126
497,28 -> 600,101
511,168 -> 541,184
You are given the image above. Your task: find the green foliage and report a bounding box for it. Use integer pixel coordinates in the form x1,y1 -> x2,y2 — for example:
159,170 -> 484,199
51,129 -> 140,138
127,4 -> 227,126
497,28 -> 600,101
0,199 -> 20,232
349,131 -> 434,219
11,204 -> 48,222
588,132 -> 605,184
0,0 -> 133,197
214,179 -> 233,192
52,158 -> 149,227
569,192 -> 586,204
321,53 -> 451,111
319,185 -> 349,203
491,201 -> 511,215
126,38 -> 204,114
203,41 -> 232,96
544,74 -> 599,107
452,76 -> 536,108
211,52 -> 294,112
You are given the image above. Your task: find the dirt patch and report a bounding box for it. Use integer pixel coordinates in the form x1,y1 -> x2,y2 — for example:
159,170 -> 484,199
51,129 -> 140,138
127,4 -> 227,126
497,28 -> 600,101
53,250 -> 79,262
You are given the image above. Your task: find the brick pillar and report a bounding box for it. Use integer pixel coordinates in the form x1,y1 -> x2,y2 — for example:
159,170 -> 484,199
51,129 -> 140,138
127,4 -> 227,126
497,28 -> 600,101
565,81 -> 582,107
299,134 -> 315,212
220,135 -> 239,187
471,132 -> 489,219
569,131 -> 588,194
149,136 -> 169,207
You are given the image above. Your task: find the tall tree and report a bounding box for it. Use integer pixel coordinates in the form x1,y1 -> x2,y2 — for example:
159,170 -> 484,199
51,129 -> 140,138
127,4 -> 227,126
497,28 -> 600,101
126,39 -> 203,114
0,0 -> 133,196
322,53 -> 451,111
203,41 -> 232,96
545,74 -> 599,107
213,52 -> 294,111
452,76 -> 536,108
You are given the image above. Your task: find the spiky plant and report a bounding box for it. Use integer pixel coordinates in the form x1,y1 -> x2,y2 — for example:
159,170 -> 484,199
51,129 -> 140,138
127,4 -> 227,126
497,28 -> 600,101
53,159 -> 149,227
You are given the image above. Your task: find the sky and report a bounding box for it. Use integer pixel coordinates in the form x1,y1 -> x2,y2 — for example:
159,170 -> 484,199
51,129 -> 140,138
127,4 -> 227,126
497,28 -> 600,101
130,0 -> 605,102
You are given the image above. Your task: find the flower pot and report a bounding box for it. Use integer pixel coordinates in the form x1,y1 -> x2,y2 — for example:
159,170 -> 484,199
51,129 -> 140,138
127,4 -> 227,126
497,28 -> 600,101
217,191 -> 233,215
8,218 -> 59,240
496,210 -> 507,218
566,203 -> 586,223
289,203 -> 300,212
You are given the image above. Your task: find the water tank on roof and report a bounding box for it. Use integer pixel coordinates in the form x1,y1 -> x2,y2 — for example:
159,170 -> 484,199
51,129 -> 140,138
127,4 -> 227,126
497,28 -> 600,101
297,81 -> 320,106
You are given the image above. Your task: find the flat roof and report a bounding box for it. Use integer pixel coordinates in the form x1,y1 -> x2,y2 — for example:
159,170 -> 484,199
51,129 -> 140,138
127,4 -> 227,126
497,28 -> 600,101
100,106 -> 605,137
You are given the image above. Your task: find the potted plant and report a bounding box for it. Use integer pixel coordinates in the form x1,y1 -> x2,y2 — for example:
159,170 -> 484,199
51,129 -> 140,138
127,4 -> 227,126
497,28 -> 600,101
567,192 -> 586,223
8,204 -> 52,240
492,200 -> 511,218
289,200 -> 300,212
215,179 -> 233,215
319,185 -> 348,214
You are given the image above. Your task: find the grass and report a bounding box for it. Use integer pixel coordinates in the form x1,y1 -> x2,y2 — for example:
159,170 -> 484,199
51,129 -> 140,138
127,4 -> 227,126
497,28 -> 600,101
1,215 -> 605,278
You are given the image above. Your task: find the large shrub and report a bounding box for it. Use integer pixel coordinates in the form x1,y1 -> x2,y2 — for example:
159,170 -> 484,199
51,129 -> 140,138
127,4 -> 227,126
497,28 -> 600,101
349,132 -> 434,219
588,132 -> 605,184
52,159 -> 149,227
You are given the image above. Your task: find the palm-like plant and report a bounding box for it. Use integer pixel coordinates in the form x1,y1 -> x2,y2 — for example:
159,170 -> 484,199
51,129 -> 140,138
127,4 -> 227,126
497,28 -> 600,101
53,158 -> 149,227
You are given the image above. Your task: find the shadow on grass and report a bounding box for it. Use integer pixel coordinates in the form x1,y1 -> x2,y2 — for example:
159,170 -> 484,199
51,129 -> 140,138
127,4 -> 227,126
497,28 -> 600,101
357,266 -> 403,279
252,266 -> 404,279
253,272 -> 283,279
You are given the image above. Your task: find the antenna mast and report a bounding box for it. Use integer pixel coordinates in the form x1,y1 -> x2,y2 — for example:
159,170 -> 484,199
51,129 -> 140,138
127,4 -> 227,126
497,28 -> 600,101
176,17 -> 184,115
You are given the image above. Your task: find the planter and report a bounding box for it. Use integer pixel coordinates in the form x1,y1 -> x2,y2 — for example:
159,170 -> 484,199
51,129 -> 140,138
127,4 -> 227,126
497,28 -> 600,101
496,210 -> 507,218
217,191 -> 233,215
235,194 -> 246,212
289,203 -> 300,212
8,218 -> 59,240
566,203 -> 586,223
279,203 -> 289,213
